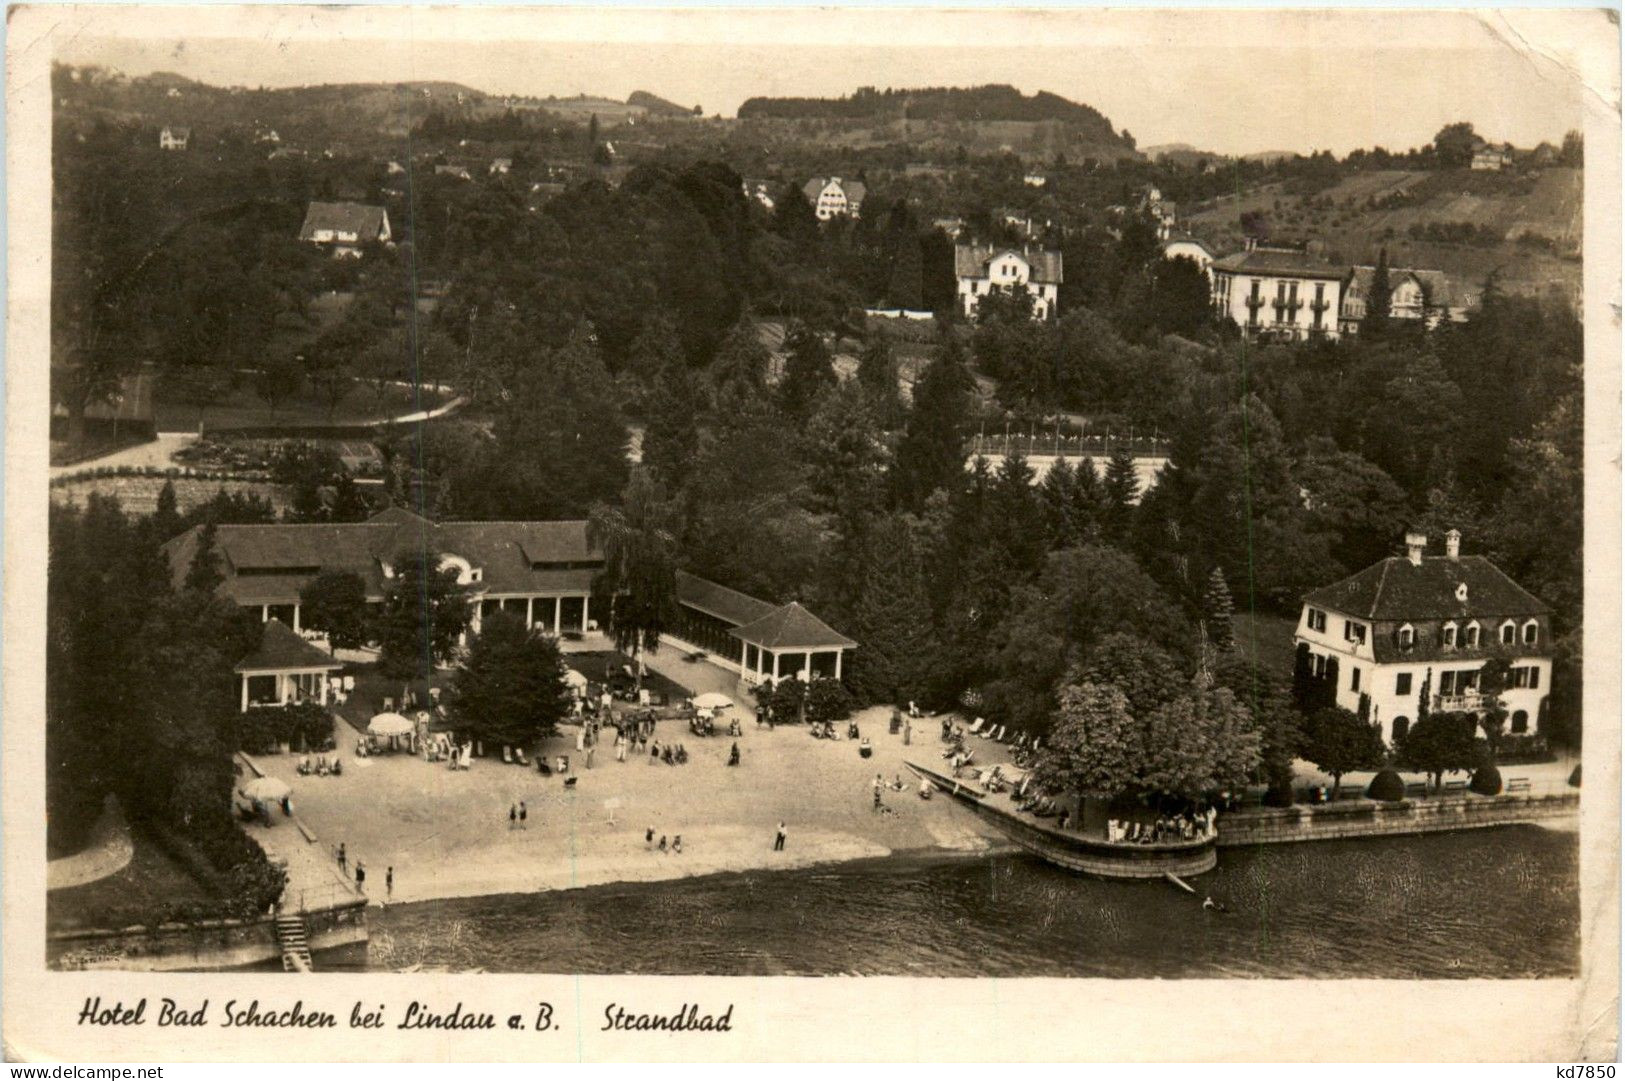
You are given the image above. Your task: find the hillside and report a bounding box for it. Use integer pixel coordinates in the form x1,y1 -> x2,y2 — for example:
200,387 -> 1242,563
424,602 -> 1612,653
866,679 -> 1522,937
1182,165 -> 1582,302
628,91 -> 698,118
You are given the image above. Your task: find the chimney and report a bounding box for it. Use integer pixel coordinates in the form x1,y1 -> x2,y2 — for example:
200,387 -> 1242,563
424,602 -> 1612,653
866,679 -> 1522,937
1405,531 -> 1427,566
1445,529 -> 1461,560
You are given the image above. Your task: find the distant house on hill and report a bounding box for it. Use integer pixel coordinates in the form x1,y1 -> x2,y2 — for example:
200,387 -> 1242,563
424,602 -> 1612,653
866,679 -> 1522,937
1471,143 -> 1515,171
489,157 -> 513,176
1210,246 -> 1345,340
158,125 -> 190,151
435,164 -> 474,181
1023,171 -> 1048,188
802,176 -> 866,221
932,216 -> 966,239
955,243 -> 1063,320
298,201 -> 392,258
1340,265 -> 1475,334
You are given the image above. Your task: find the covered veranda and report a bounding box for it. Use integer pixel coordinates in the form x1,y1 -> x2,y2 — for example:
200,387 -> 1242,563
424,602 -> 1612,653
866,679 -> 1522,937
730,602 -> 858,687
236,618 -> 344,712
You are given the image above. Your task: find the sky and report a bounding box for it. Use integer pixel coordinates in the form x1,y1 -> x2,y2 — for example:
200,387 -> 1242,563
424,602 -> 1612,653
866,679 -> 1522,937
54,8 -> 1605,156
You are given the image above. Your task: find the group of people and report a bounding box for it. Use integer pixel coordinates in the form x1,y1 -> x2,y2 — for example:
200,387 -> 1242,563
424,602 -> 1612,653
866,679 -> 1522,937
508,801 -> 530,829
649,740 -> 691,766
333,843 -> 393,901
1105,806 -> 1218,844
296,755 -> 344,777
645,827 -> 684,854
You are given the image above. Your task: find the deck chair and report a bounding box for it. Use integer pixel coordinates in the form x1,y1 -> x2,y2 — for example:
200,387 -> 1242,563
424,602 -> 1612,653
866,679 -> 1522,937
502,746 -> 514,764
515,748 -> 529,766
999,727 -> 1014,744
968,718 -> 986,736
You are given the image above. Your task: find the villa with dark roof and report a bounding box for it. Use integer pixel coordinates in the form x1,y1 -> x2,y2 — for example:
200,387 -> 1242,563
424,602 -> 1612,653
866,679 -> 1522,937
954,243 -> 1063,320
1294,529 -> 1553,745
1210,246 -> 1346,340
297,200 -> 392,257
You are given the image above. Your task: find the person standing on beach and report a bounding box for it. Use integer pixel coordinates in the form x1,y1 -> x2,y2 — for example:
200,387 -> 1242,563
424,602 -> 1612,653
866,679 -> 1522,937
646,826 -> 655,849
509,803 -> 518,830
774,822 -> 787,851
355,862 -> 366,893
519,801 -> 528,829
337,843 -> 347,874
386,866 -> 394,899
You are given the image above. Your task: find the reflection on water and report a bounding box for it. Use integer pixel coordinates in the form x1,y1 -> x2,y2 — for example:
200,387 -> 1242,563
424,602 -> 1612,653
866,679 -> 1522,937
362,826 -> 1578,979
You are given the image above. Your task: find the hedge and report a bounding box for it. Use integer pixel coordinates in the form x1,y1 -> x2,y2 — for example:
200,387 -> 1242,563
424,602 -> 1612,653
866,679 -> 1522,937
234,702 -> 337,755
1469,764 -> 1504,796
1366,769 -> 1406,802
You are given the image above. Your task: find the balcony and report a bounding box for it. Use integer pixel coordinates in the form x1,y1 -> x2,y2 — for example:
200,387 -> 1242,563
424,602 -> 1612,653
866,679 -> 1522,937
1434,692 -> 1488,713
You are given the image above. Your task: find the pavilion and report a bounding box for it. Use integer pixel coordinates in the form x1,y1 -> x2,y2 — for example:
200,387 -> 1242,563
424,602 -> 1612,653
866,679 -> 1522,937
668,570 -> 856,687
235,619 -> 344,712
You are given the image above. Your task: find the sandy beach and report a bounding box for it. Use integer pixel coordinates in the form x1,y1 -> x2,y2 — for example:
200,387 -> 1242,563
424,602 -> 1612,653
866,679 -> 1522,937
250,697 -> 1017,909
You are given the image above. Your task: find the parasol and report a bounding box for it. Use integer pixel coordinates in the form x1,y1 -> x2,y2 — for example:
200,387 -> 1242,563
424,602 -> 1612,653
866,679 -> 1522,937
368,712 -> 414,737
240,776 -> 291,802
691,692 -> 734,710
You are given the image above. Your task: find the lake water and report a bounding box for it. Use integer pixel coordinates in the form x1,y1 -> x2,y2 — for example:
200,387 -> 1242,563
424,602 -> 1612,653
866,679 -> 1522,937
361,826 -> 1578,979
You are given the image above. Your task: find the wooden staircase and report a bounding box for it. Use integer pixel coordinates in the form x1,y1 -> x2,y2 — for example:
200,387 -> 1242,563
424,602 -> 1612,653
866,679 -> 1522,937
275,913 -> 313,972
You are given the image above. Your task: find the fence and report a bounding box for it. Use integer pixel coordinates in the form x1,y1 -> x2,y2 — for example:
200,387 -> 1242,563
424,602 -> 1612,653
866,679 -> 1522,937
967,431 -> 1172,460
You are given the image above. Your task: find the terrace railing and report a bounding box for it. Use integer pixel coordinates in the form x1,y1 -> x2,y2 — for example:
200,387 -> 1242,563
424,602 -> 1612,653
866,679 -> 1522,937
967,431 -> 1172,460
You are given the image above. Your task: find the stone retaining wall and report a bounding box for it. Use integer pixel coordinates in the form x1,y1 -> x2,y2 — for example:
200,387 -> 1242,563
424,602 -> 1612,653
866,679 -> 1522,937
49,899 -> 367,972
1216,792 -> 1578,847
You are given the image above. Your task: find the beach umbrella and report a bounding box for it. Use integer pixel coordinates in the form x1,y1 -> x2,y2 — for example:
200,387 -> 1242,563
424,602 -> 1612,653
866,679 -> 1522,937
563,669 -> 589,690
692,692 -> 733,710
368,712 -> 414,737
240,776 -> 290,802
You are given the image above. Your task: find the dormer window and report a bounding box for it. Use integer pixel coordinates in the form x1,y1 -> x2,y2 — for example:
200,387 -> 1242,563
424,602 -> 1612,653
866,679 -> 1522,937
1397,624 -> 1415,650
1455,583 -> 1469,603
1442,622 -> 1458,649
1464,623 -> 1480,648
1523,620 -> 1539,646
1501,620 -> 1517,645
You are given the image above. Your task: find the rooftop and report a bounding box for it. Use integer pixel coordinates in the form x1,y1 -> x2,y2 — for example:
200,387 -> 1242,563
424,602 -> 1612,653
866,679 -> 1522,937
1210,248 -> 1346,281
235,619 -> 343,673
729,601 -> 857,651
1304,553 -> 1549,623
298,201 -> 390,243
954,243 -> 1063,284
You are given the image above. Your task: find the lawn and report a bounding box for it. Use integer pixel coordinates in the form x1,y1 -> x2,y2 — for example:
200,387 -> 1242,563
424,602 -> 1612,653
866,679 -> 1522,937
47,830 -> 213,933
1232,609 -> 1300,680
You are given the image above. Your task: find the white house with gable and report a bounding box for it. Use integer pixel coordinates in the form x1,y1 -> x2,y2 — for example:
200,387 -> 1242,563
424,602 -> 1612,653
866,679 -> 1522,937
955,243 -> 1063,321
802,176 -> 866,221
1293,529 -> 1554,745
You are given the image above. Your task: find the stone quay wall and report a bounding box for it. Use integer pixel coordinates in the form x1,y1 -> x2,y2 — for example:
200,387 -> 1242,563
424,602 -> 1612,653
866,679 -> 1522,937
1216,791 -> 1578,848
49,899 -> 367,972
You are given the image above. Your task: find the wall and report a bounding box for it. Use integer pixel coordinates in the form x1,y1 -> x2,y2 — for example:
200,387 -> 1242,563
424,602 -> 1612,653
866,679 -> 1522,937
1216,791 -> 1577,847
49,900 -> 368,972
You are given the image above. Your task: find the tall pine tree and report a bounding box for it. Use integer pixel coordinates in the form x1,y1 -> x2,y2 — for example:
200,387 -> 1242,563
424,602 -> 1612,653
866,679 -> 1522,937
1203,566 -> 1235,651
890,333 -> 975,511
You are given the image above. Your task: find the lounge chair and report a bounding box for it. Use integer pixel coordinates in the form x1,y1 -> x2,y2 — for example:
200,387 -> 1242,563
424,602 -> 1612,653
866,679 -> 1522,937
502,746 -> 514,764
968,718 -> 985,736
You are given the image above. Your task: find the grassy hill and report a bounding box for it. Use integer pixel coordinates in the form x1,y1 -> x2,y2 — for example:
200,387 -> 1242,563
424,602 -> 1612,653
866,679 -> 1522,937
1183,166 -> 1581,302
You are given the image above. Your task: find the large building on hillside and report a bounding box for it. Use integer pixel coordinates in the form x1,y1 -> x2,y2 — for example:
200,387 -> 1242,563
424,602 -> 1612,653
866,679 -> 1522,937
1293,530 -> 1553,745
802,176 -> 866,221
954,243 -> 1063,320
1210,246 -> 1346,340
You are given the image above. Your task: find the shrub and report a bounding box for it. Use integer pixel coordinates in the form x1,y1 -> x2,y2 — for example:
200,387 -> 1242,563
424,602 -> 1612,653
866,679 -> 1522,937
1263,776 -> 1295,807
1469,764 -> 1503,796
233,702 -> 336,754
805,678 -> 855,726
1366,768 -> 1406,802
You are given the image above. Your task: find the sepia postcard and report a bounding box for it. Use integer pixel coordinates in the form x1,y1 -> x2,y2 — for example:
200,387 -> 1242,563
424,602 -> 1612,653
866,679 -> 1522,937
3,3 -> 1620,1063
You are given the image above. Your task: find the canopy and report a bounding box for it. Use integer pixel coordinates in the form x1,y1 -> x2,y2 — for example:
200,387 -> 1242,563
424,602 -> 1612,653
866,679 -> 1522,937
240,776 -> 291,802
692,692 -> 733,710
563,669 -> 589,690
368,712 -> 414,737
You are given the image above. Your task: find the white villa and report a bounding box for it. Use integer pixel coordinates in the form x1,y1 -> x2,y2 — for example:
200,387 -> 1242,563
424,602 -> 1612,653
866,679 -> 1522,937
1339,265 -> 1474,333
1294,530 -> 1554,745
1210,247 -> 1345,340
801,176 -> 866,221
159,125 -> 190,151
954,243 -> 1063,320
1163,234 -> 1215,275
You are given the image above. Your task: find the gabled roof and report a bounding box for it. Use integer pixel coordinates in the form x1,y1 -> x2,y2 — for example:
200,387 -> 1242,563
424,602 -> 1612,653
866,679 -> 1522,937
1163,233 -> 1214,257
235,619 -> 343,673
298,201 -> 390,242
1345,265 -> 1469,310
162,125 -> 191,138
159,507 -> 601,607
1303,554 -> 1549,623
729,601 -> 857,651
1210,248 -> 1346,281
954,243 -> 1063,284
676,570 -> 778,627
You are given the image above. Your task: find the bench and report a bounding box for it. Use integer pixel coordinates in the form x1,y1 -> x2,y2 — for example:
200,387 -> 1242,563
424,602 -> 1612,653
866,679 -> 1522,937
1506,778 -> 1532,794
1443,779 -> 1469,793
1404,782 -> 1429,799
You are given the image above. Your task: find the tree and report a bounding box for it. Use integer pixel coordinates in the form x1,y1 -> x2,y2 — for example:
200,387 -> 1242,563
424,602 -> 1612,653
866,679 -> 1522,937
254,356 -> 304,419
805,678 -> 855,725
1303,706 -> 1384,796
778,321 -> 836,419
1139,677 -> 1262,800
856,334 -> 902,428
1032,681 -> 1141,801
640,358 -> 706,491
890,333 -> 975,510
299,571 -> 369,653
150,480 -> 183,543
184,521 -> 225,594
1431,122 -> 1480,168
844,514 -> 937,706
588,473 -> 680,688
376,548 -> 472,682
1079,632 -> 1184,720
1397,712 -> 1480,792
1202,567 -> 1235,651
1101,448 -> 1140,540
447,611 -> 572,750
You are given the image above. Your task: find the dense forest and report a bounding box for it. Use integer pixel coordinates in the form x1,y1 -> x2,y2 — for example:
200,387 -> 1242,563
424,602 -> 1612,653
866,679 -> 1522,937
739,84 -> 1128,140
